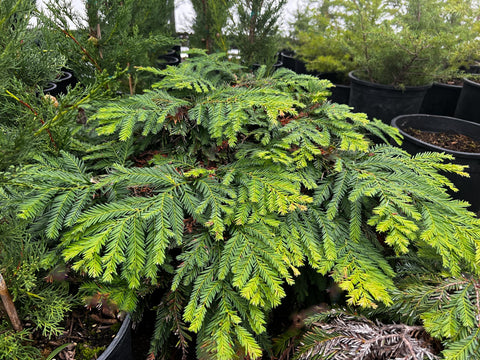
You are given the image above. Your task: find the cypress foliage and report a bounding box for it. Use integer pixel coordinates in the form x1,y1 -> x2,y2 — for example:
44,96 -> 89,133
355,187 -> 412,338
2,53 -> 480,359
0,0 -> 66,170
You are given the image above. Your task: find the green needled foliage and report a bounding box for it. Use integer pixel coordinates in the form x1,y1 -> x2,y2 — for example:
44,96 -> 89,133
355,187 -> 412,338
290,0 -> 354,79
190,0 -> 234,53
43,0 -> 176,93
230,0 -> 287,69
2,53 -> 480,359
0,0 -> 66,170
0,320 -> 41,360
293,0 -> 480,87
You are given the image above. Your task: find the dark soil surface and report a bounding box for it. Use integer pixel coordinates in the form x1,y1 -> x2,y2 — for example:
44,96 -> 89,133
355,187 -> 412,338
404,128 -> 480,153
436,78 -> 464,86
31,307 -> 122,360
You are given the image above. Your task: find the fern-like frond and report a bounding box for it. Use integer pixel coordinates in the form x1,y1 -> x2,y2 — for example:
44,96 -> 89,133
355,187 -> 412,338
193,176 -> 236,240
64,187 -> 186,288
92,89 -> 190,140
142,65 -> 216,93
191,86 -> 300,146
372,270 -> 480,360
6,152 -> 95,239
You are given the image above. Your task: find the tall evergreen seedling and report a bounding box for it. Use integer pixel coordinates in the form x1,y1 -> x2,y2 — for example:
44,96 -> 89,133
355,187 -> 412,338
230,0 -> 286,69
3,52 -> 480,359
0,1 -> 120,355
190,0 -> 234,53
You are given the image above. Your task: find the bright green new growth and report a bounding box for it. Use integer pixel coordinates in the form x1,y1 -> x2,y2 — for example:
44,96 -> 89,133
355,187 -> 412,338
3,53 -> 480,359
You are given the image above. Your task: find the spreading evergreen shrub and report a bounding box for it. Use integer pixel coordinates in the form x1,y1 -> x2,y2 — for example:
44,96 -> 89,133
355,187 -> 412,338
2,52 -> 480,359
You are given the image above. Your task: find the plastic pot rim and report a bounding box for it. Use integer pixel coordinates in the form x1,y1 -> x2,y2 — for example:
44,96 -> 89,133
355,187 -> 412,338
462,77 -> 480,88
391,114 -> 480,159
349,71 -> 431,92
97,314 -> 132,360
431,81 -> 463,90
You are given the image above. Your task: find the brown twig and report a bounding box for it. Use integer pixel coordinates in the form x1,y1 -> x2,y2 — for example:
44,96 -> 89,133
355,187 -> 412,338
6,91 -> 57,150
97,23 -> 103,60
0,272 -> 23,332
127,63 -> 134,95
59,28 -> 101,72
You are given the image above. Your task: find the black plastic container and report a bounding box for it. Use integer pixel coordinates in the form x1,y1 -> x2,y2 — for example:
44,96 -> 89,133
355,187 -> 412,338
156,55 -> 181,69
52,70 -> 77,96
98,315 -> 133,360
391,114 -> 480,212
329,84 -> 350,105
419,82 -> 462,117
349,72 -> 431,124
454,78 -> 480,123
279,50 -> 308,74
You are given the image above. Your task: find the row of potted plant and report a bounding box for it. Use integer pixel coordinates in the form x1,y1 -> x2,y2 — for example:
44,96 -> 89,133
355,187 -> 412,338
286,0 -> 480,213
289,0 -> 480,122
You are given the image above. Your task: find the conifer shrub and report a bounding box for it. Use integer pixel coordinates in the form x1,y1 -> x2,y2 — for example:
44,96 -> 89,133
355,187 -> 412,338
293,0 -> 480,87
290,0 -> 353,80
42,0 -> 176,94
0,1 -> 131,352
190,0 -> 234,53
2,52 -> 480,359
230,0 -> 286,69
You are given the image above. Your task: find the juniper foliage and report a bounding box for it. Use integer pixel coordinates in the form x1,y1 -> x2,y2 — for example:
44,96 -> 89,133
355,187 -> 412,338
0,321 -> 41,360
2,53 -> 480,359
0,0 -> 66,170
0,214 -> 75,340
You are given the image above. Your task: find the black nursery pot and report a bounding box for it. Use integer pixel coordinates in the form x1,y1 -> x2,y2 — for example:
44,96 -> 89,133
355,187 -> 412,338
419,82 -> 462,117
391,114 -> 480,213
279,50 -> 308,74
98,315 -> 133,360
454,78 -> 480,123
329,84 -> 350,105
156,55 -> 181,69
349,71 -> 431,124
52,70 -> 76,96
